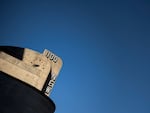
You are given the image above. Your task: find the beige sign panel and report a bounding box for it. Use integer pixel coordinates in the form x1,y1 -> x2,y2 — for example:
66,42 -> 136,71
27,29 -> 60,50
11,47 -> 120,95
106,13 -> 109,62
0,47 -> 63,96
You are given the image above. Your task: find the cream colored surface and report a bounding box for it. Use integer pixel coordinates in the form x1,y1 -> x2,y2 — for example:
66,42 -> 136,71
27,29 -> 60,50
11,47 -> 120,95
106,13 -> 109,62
0,48 -> 62,96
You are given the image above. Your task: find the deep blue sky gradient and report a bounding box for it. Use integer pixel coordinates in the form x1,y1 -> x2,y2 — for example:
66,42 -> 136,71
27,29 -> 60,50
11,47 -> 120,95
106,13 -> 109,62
0,0 -> 150,113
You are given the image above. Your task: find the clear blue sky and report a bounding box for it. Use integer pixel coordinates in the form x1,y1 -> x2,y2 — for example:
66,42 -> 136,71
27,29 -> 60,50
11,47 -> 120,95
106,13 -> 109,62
0,0 -> 150,113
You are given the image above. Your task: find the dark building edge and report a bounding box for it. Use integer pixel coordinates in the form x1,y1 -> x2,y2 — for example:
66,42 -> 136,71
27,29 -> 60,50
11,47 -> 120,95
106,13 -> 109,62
0,46 -> 25,60
0,71 -> 56,113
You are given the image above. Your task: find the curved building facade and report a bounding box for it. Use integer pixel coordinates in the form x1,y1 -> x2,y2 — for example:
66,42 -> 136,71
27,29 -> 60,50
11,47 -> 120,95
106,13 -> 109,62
0,46 -> 63,113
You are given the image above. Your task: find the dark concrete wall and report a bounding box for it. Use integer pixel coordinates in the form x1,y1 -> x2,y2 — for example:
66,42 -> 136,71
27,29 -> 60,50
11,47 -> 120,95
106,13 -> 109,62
0,72 -> 55,113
